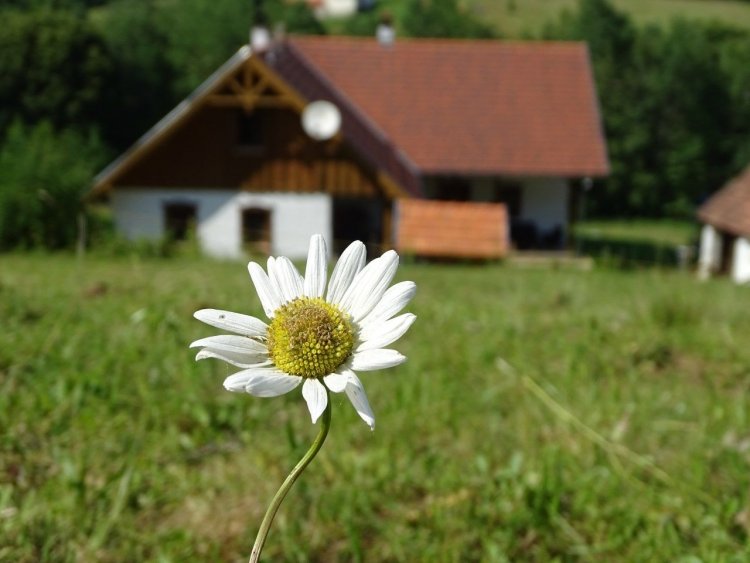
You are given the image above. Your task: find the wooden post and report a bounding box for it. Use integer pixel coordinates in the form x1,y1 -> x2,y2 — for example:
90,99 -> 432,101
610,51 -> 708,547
382,199 -> 393,251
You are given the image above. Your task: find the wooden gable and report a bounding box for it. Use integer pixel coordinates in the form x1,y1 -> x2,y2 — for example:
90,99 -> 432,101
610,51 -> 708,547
94,50 -> 407,200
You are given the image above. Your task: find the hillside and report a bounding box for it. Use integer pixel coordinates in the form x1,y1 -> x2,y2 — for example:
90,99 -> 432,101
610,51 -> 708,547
468,0 -> 750,36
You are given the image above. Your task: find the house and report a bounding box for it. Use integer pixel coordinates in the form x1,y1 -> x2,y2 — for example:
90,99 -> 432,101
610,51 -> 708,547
91,36 -> 609,260
697,165 -> 750,284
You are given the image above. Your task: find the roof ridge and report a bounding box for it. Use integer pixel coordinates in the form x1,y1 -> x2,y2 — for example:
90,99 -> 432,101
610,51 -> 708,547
288,35 -> 587,48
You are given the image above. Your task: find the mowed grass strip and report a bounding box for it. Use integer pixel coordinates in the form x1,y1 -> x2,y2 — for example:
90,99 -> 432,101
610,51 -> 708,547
469,0 -> 750,36
574,219 -> 697,246
1,253 -> 749,561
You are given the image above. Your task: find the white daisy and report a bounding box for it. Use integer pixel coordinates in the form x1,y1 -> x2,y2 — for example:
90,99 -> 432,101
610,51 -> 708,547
190,234 -> 416,430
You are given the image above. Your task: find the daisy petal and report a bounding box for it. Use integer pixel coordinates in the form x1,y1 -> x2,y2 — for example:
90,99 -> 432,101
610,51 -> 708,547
356,313 -> 416,352
271,256 -> 304,303
350,348 -> 406,371
360,281 -> 417,329
341,250 -> 399,322
248,262 -> 282,318
323,371 -> 349,393
327,240 -> 366,305
195,349 -> 271,369
302,379 -> 328,423
344,371 -> 375,430
193,309 -> 268,336
190,334 -> 267,354
304,234 -> 327,298
224,368 -> 302,396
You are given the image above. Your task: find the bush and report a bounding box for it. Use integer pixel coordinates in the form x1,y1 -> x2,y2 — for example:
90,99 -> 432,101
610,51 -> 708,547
0,121 -> 104,250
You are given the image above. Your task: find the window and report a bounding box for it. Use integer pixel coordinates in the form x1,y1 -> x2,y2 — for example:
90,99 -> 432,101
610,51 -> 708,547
494,180 -> 522,218
242,208 -> 271,254
237,110 -> 264,149
163,202 -> 197,241
433,177 -> 471,201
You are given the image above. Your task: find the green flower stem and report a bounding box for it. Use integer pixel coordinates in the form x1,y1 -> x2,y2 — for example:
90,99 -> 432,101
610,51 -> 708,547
249,390 -> 332,563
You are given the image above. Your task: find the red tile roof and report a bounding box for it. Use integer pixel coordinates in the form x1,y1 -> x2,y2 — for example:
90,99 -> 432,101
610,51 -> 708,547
288,36 -> 609,177
698,165 -> 750,238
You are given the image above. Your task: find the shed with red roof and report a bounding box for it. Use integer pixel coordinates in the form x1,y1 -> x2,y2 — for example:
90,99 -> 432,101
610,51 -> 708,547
697,165 -> 750,283
93,35 -> 608,259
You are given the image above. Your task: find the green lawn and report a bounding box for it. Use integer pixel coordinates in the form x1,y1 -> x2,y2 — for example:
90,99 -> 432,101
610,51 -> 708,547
2,252 -> 749,561
469,0 -> 750,36
574,219 -> 698,246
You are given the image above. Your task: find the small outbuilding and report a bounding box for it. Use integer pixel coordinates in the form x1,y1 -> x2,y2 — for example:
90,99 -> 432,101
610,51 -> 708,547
697,165 -> 750,284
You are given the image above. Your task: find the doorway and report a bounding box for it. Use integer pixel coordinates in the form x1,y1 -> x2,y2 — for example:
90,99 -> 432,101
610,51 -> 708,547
333,198 -> 383,255
242,207 -> 272,255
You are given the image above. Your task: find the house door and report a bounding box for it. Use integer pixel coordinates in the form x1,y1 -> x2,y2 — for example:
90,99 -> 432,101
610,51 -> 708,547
333,198 -> 383,255
242,208 -> 271,255
720,231 -> 736,274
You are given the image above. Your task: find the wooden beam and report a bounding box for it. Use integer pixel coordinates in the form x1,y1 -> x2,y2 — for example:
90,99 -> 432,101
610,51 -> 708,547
377,171 -> 411,199
205,94 -> 300,109
227,76 -> 245,96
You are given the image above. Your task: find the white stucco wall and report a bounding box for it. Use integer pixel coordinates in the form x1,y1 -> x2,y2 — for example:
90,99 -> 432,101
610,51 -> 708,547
731,237 -> 750,284
698,224 -> 722,279
315,0 -> 357,18
111,189 -> 332,260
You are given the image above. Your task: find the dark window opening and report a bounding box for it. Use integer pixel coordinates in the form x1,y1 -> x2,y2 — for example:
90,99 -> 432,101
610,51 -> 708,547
433,177 -> 471,201
494,180 -> 522,218
333,198 -> 383,256
164,202 -> 196,241
237,110 -> 264,148
242,208 -> 271,254
720,232 -> 736,274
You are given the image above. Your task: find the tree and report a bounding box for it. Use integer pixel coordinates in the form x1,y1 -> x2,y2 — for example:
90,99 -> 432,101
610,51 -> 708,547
95,0 -> 177,151
401,0 -> 497,39
0,8 -> 112,137
716,28 -> 750,172
158,0 -> 324,96
0,122 -> 104,249
545,0 -> 740,217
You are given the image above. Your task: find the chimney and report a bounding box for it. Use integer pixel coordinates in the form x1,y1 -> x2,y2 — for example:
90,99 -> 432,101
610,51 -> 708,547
376,11 -> 395,47
250,0 -> 271,52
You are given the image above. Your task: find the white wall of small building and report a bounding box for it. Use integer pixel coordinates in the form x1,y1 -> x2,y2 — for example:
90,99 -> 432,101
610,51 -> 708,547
111,188 -> 332,260
698,223 -> 750,284
313,0 -> 357,18
732,236 -> 750,284
698,224 -> 721,279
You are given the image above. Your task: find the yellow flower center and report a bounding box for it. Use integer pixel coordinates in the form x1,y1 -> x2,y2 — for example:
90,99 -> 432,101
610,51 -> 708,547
267,297 -> 354,378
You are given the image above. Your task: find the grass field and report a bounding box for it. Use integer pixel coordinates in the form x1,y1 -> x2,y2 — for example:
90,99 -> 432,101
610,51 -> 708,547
2,252 -> 750,561
574,219 -> 698,246
468,0 -> 750,36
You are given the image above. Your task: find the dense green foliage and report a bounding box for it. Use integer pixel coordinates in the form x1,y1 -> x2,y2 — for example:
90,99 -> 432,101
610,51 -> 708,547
400,0 -> 496,39
545,0 -> 750,217
0,8 -> 112,136
0,122 -> 103,249
2,255 -> 750,560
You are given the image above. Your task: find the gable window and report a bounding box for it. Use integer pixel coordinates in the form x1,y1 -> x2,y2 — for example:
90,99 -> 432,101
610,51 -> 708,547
242,207 -> 271,255
237,110 -> 264,149
164,202 -> 197,241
